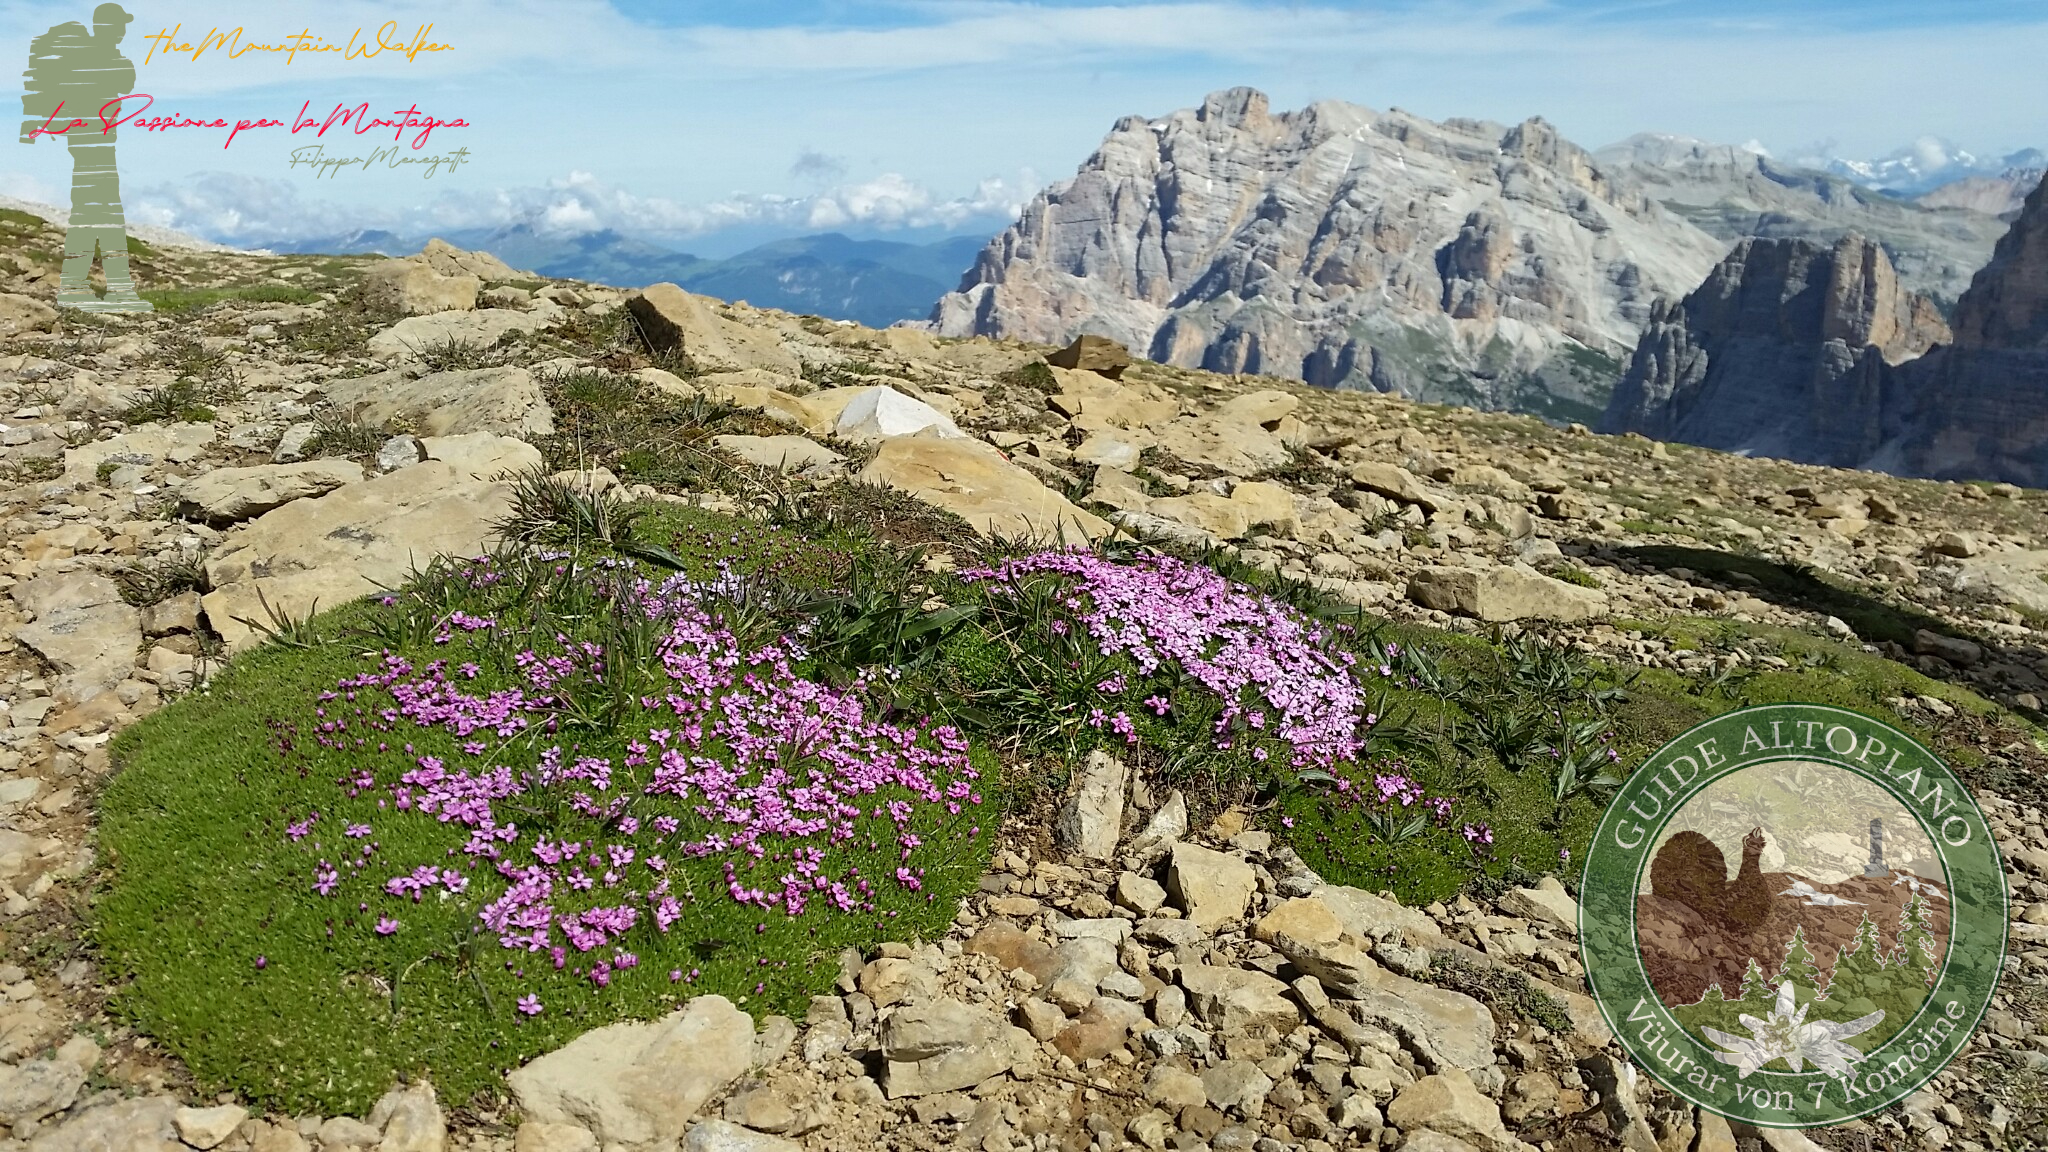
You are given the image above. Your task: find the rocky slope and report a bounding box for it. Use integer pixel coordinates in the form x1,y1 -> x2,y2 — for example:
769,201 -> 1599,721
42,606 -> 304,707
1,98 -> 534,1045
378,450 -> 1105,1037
1593,135 -> 2013,306
0,223 -> 2045,1152
933,88 -> 1727,424
1598,234 -> 1950,462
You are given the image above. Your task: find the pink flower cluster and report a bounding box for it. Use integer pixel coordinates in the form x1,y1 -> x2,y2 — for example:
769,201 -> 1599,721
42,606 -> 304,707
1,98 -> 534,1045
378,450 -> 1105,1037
962,551 -> 1370,768
291,569 -> 986,1004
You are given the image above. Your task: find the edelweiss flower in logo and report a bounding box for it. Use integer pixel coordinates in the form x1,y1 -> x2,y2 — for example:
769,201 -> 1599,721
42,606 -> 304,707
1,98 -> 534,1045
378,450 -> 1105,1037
1702,982 -> 1886,1080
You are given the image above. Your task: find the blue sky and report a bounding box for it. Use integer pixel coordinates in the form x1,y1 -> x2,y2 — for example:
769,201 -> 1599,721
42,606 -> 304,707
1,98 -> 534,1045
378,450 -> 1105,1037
3,0 -> 2043,253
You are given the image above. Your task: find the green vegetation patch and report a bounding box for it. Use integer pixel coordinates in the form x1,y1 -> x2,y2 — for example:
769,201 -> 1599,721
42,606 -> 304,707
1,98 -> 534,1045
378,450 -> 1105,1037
100,510 -> 995,1114
140,283 -> 321,314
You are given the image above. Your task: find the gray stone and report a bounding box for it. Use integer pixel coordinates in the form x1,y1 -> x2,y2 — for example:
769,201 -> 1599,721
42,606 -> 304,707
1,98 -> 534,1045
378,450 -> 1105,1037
174,1104 -> 249,1150
508,995 -> 755,1151
1407,562 -> 1608,622
1058,750 -> 1127,861
323,367 -> 554,439
1202,1060 -> 1275,1116
878,998 -> 1036,1098
370,1081 -> 444,1152
25,1095 -> 183,1151
1166,842 -> 1256,930
1178,965 -> 1301,1033
176,459 -> 364,524
377,435 -> 428,472
682,1119 -> 802,1152
0,1057 -> 85,1123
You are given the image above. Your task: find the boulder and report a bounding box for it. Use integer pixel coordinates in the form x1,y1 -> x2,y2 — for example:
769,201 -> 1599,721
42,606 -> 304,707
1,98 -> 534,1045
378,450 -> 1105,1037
1498,877 -> 1578,935
1057,749 -> 1127,861
202,461 -> 513,652
508,996 -> 755,1152
1407,563 -> 1608,622
963,922 -> 1061,984
515,1123 -> 598,1152
878,998 -> 1036,1098
1046,367 -> 1179,429
419,432 -> 545,481
1252,896 -> 1379,997
1147,494 -> 1250,541
367,308 -> 558,361
1214,391 -> 1299,427
1166,842 -> 1256,930
62,421 -> 215,484
175,460 -> 363,526
1152,415 -> 1294,476
0,293 -> 58,338
324,367 -> 554,439
626,284 -> 802,375
362,259 -> 479,315
1051,997 -> 1146,1061
832,387 -> 966,442
1947,549 -> 2048,614
416,237 -> 524,282
856,437 -> 1110,542
0,1057 -> 86,1124
711,435 -> 844,473
1177,965 -> 1301,1033
1201,1060 -> 1274,1116
1312,884 -> 1447,948
1351,971 -> 1497,1074
1350,462 -> 1448,513
11,572 -> 139,701
1046,335 -> 1132,379
1385,1071 -> 1520,1152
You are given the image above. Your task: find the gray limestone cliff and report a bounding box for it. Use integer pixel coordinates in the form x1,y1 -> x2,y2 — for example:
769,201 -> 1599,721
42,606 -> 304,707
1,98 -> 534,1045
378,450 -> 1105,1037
933,88 -> 1727,423
1608,171 -> 2048,488
1869,172 -> 2048,485
1599,234 -> 1949,465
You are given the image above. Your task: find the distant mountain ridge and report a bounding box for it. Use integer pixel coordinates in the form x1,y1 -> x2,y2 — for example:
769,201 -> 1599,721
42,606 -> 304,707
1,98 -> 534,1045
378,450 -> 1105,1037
1592,134 -> 2012,305
271,228 -> 983,328
1786,139 -> 2047,198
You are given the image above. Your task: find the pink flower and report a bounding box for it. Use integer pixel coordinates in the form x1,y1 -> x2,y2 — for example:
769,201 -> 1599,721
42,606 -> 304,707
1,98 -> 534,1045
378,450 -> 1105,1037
375,916 -> 400,935
517,994 -> 543,1016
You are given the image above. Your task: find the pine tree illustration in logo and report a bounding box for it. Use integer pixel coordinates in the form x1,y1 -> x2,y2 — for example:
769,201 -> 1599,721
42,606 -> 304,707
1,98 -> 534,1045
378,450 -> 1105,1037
1895,893 -> 1940,987
1828,911 -> 1890,1018
1775,924 -> 1824,1008
1735,955 -> 1774,1007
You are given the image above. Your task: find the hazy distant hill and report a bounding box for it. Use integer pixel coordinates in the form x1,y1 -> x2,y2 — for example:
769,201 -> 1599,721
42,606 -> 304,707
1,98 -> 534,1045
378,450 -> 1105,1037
271,228 -> 983,328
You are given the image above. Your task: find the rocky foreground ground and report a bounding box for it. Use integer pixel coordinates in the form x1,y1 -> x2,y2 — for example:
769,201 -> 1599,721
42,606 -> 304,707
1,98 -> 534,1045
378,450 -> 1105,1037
0,221 -> 2042,1152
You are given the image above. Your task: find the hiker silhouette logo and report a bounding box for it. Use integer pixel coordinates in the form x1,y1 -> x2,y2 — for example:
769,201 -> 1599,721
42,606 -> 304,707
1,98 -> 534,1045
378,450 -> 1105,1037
1579,703 -> 2008,1128
19,2 -> 153,312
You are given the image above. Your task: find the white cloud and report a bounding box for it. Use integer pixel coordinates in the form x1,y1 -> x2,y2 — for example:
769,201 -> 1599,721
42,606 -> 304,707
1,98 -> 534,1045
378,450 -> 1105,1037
121,167 -> 1038,246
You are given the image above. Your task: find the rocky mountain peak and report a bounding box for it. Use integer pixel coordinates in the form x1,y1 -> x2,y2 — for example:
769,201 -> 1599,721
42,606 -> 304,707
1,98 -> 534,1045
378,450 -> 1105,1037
934,90 -> 1724,422
1948,171 -> 2048,350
